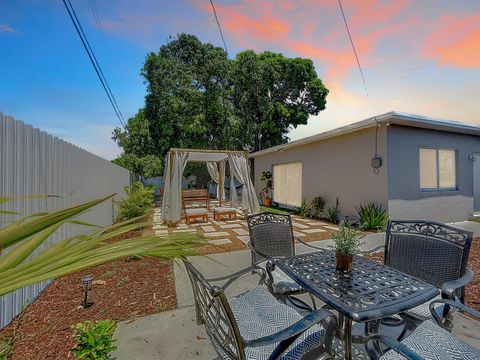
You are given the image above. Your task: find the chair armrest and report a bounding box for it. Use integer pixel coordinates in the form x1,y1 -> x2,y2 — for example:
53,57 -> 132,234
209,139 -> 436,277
366,335 -> 423,360
244,308 -> 337,358
429,298 -> 480,328
205,265 -> 267,290
441,268 -> 474,299
294,236 -> 325,251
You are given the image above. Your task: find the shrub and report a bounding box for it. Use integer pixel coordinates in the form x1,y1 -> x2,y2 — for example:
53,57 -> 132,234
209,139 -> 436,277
115,182 -> 154,222
259,171 -> 273,199
330,222 -> 364,255
325,198 -> 340,224
310,196 -> 325,218
71,320 -> 117,360
356,202 -> 388,231
295,199 -> 311,218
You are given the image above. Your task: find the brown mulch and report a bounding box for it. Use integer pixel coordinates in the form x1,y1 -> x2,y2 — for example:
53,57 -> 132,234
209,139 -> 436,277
0,235 -> 176,360
366,237 -> 480,311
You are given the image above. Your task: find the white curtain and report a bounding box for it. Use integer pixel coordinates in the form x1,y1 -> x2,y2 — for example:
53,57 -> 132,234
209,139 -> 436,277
206,161 -> 225,200
161,151 -> 190,222
227,154 -> 260,213
230,174 -> 237,207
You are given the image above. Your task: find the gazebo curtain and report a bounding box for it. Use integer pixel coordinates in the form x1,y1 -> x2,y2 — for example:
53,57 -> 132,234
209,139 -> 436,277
161,151 -> 189,222
228,154 -> 260,213
206,161 -> 225,200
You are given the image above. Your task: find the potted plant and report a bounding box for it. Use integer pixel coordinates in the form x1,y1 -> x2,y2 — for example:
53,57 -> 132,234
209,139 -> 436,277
259,171 -> 273,207
330,222 -> 364,272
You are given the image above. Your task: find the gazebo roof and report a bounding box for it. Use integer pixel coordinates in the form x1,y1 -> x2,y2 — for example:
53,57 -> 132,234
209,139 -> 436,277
169,148 -> 248,163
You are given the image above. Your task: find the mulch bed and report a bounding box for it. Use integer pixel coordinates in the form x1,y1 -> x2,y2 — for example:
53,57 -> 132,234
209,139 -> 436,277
0,232 -> 176,360
367,236 -> 480,311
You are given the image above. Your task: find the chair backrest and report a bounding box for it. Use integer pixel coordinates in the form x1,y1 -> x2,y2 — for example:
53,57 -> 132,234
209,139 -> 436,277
247,212 -> 295,265
183,261 -> 246,360
385,220 -> 473,300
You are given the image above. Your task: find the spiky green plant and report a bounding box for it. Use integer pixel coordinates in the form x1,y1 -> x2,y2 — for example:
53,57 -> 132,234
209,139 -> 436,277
310,196 -> 326,218
330,222 -> 365,256
295,199 -> 311,218
325,198 -> 340,224
356,202 -> 388,231
0,194 -> 204,296
72,320 -> 117,359
115,182 -> 155,222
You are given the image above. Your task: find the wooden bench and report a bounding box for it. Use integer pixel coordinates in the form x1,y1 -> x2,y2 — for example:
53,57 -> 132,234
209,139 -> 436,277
185,208 -> 209,225
213,207 -> 237,221
182,189 -> 210,210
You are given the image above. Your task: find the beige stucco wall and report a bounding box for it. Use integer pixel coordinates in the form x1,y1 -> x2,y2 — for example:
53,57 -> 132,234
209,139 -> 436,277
253,126 -> 389,218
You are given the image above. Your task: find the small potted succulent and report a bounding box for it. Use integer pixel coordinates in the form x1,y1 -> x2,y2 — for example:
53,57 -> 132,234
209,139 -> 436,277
330,222 -> 364,272
259,171 -> 273,207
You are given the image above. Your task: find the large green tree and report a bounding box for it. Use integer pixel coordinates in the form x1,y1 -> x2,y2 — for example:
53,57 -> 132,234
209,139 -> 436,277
113,33 -> 328,172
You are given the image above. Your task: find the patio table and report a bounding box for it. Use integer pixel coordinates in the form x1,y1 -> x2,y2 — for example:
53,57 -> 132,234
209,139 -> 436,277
274,250 -> 439,360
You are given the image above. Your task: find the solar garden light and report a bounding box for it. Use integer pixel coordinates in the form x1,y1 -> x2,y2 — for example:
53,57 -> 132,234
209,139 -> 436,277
80,274 -> 94,308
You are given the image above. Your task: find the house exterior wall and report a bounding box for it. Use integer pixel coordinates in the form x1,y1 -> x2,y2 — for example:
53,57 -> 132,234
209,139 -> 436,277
253,126 -> 389,218
386,125 -> 480,222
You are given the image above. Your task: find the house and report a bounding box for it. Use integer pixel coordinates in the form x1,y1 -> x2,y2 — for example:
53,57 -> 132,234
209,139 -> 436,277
251,112 -> 480,223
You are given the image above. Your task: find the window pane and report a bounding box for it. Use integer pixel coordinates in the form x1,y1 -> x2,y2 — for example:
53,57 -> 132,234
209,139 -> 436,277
439,150 -> 456,188
420,148 -> 437,189
286,162 -> 302,207
273,164 -> 286,204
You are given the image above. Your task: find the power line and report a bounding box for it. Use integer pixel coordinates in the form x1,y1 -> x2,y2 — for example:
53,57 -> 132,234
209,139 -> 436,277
338,0 -> 369,97
62,0 -> 126,127
209,0 -> 228,56
88,0 -> 104,41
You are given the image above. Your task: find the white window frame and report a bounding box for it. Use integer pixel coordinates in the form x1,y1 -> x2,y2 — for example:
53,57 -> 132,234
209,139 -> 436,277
272,161 -> 302,207
419,147 -> 457,191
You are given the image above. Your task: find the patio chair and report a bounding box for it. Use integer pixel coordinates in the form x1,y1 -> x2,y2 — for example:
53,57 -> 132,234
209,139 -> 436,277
183,261 -> 338,360
382,220 -> 473,327
247,212 -> 325,310
369,299 -> 480,360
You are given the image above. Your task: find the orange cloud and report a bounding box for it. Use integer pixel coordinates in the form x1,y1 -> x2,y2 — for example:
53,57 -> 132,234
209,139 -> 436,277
424,13 -> 480,68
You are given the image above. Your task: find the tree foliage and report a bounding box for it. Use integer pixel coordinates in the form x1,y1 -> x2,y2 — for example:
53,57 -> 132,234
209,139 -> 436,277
113,33 -> 328,172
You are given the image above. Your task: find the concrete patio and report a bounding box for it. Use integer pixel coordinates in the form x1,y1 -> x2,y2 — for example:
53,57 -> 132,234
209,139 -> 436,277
112,221 -> 480,359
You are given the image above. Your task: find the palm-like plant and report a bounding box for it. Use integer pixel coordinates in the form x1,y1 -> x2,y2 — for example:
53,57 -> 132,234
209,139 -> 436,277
356,202 -> 388,231
0,194 -> 204,296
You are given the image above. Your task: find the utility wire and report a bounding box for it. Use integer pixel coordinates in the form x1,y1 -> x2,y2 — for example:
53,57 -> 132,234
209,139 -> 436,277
338,0 -> 369,97
209,0 -> 229,56
62,0 -> 126,128
88,0 -> 104,41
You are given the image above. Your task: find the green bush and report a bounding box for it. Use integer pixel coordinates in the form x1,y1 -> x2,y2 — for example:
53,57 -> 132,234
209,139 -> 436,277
310,196 -> 325,218
330,222 -> 364,255
295,199 -> 311,218
356,202 -> 388,231
325,198 -> 340,224
115,182 -> 154,222
71,320 -> 117,360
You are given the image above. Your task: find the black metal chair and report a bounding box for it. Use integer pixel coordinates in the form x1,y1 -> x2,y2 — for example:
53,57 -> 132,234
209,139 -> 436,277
384,220 -> 473,325
246,212 -> 324,309
183,261 -> 337,360
370,299 -> 480,359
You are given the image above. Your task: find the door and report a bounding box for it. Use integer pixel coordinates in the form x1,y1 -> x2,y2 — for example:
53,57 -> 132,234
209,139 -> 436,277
474,154 -> 480,214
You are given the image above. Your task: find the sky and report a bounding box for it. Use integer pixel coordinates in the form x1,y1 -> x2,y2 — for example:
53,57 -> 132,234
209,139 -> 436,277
1,0 -> 479,160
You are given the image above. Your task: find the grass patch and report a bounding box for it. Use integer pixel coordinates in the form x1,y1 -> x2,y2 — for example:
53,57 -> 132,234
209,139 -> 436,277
469,217 -> 480,223
260,206 -> 293,214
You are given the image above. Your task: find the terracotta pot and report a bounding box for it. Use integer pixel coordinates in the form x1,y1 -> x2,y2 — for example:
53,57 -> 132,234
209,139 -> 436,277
336,252 -> 353,272
264,198 -> 272,207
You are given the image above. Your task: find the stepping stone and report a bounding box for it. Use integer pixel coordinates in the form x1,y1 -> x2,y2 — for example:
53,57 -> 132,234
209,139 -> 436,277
305,222 -> 328,226
324,225 -> 339,231
201,226 -> 216,232
294,231 -> 306,237
204,231 -> 230,237
153,225 -> 168,230
303,228 -> 326,233
232,228 -> 249,235
176,224 -> 188,229
237,235 -> 250,244
172,229 -> 197,233
208,238 -> 232,245
219,223 -> 241,229
293,223 -> 309,229
155,230 -> 169,235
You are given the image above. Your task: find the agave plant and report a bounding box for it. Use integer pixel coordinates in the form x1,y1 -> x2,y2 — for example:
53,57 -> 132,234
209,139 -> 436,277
356,202 -> 388,231
0,194 -> 204,296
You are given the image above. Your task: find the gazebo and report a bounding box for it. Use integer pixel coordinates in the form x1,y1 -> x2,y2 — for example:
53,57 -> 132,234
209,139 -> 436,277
161,148 -> 260,223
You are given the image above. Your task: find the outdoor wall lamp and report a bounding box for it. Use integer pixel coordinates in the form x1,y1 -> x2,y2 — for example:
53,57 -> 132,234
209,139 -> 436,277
80,274 -> 94,308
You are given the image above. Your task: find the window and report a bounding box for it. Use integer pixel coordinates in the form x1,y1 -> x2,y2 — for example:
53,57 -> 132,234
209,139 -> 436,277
419,148 -> 456,190
273,162 -> 302,207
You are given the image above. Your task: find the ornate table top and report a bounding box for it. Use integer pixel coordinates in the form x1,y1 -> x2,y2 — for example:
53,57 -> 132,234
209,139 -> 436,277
274,251 -> 439,322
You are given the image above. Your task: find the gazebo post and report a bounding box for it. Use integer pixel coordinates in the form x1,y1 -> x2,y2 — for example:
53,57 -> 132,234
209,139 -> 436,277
218,160 -> 225,207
